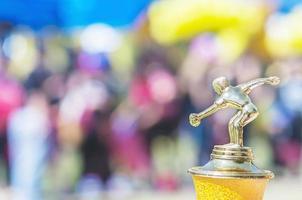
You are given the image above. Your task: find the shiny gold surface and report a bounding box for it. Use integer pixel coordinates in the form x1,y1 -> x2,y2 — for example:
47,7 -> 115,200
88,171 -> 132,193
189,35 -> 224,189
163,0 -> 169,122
211,144 -> 253,161
189,76 -> 280,146
192,175 -> 269,200
188,166 -> 274,179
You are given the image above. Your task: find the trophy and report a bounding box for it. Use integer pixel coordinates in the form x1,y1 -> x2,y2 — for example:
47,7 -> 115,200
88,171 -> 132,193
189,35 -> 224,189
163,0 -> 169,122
188,76 -> 280,200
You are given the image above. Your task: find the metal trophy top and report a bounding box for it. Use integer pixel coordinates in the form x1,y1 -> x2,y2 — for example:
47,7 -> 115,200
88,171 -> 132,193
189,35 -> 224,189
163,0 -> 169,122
188,76 -> 280,179
189,76 -> 280,147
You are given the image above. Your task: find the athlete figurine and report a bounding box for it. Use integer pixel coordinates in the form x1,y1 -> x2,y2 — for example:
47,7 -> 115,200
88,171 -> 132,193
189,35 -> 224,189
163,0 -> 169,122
189,76 -> 280,147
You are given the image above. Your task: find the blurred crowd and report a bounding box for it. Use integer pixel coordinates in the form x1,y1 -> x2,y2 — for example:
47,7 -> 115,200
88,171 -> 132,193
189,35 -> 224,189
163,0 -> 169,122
0,25 -> 300,199
0,0 -> 301,199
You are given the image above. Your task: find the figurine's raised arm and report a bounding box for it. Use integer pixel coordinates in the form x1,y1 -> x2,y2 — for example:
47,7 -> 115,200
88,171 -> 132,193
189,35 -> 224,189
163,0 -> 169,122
189,103 -> 221,127
239,76 -> 280,94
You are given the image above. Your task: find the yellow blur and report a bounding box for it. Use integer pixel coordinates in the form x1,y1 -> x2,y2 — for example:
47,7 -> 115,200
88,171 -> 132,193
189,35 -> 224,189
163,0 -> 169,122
149,0 -> 267,43
148,0 -> 267,62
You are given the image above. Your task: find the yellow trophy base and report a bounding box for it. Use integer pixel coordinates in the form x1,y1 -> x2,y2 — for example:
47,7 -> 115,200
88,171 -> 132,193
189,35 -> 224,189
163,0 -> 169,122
192,175 -> 269,200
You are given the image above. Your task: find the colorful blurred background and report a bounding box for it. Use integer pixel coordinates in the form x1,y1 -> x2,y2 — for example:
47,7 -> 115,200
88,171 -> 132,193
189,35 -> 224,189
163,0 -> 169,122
0,0 -> 301,199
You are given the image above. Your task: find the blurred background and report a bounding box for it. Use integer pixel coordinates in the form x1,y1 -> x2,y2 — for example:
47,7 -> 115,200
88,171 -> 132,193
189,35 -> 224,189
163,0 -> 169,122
0,0 -> 301,199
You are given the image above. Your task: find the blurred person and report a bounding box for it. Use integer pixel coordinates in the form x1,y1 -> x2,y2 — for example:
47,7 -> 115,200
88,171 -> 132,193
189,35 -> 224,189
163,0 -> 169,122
58,72 -> 103,147
129,47 -> 183,190
111,101 -> 149,179
7,42 -> 54,199
57,65 -> 115,196
58,50 -> 113,148
0,51 -> 23,184
77,109 -> 113,198
8,90 -> 50,200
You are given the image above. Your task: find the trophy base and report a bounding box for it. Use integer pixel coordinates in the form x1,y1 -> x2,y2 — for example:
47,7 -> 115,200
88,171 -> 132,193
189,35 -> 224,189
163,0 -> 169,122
189,144 -> 274,179
188,143 -> 274,199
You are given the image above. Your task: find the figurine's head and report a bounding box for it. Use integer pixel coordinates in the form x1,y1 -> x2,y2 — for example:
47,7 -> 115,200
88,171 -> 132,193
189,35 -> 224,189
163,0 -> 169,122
212,76 -> 230,95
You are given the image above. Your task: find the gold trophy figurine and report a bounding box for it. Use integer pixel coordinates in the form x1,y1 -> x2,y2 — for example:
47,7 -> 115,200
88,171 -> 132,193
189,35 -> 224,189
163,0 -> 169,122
188,76 -> 280,200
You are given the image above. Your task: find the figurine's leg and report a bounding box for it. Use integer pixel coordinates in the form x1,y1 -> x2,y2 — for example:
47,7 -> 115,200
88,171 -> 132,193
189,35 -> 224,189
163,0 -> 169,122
228,111 -> 243,146
228,105 -> 258,146
232,113 -> 245,146
234,104 -> 258,146
240,104 -> 259,128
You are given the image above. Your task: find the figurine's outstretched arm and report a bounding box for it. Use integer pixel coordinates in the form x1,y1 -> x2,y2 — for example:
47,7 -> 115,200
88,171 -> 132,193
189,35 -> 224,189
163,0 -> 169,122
239,76 -> 280,94
189,103 -> 221,127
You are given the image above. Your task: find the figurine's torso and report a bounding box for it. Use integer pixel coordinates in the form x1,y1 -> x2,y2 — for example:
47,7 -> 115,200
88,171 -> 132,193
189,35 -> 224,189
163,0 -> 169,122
216,86 -> 252,109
